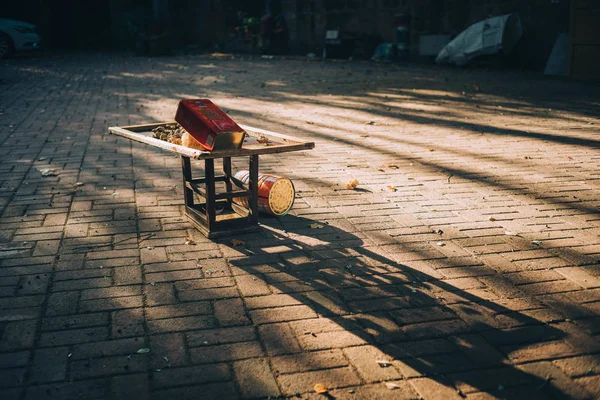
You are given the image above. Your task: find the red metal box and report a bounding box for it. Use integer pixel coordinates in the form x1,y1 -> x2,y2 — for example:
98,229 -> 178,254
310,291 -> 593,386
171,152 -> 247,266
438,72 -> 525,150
175,99 -> 246,151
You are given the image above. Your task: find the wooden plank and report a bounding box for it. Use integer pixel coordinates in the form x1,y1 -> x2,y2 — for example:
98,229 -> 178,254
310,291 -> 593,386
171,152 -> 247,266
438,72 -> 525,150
239,124 -> 310,144
109,123 -> 314,159
109,126 -> 204,159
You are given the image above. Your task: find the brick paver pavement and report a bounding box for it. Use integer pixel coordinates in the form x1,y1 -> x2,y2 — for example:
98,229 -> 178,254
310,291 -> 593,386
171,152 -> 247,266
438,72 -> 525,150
1,53 -> 599,399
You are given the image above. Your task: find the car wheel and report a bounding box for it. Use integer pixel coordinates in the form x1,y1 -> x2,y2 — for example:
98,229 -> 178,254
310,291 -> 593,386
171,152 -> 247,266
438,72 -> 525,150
0,33 -> 14,59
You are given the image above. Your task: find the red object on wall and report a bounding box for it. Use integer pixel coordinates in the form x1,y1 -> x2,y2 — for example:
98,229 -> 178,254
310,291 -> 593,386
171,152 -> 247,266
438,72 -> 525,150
175,99 -> 246,151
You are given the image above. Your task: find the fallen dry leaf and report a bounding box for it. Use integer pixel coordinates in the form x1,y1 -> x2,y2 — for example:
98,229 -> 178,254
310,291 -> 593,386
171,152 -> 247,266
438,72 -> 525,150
314,383 -> 328,394
377,168 -> 385,172
184,237 -> 196,245
488,217 -> 496,222
385,382 -> 401,390
386,164 -> 399,169
309,223 -> 325,229
40,169 -> 59,177
387,186 -> 397,192
345,179 -> 359,190
376,359 -> 392,367
231,239 -> 246,247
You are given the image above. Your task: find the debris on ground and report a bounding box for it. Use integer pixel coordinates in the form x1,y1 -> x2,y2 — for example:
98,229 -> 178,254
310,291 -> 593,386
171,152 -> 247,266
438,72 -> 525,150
231,239 -> 246,247
376,359 -> 392,367
309,223 -> 325,229
385,382 -> 401,390
136,348 -> 150,354
345,179 -> 359,189
184,237 -> 196,245
40,169 -> 59,177
314,383 -> 328,394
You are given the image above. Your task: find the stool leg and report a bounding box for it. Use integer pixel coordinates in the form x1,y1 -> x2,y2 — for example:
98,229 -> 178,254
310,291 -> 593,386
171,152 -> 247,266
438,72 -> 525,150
249,155 -> 259,224
205,159 -> 216,229
223,157 -> 233,208
181,156 -> 194,208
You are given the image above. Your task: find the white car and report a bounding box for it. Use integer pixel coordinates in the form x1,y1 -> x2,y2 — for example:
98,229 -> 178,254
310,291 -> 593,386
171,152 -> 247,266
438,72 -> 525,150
0,18 -> 41,59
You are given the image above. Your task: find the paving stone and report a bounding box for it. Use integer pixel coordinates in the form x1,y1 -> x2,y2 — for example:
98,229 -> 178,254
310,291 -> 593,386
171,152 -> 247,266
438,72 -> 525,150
28,347 -> 69,383
110,374 -> 150,400
250,305 -> 318,324
233,358 -> 280,398
24,378 -> 109,400
147,315 -> 217,334
408,377 -> 464,400
272,349 -> 348,374
343,345 -> 403,382
150,382 -> 238,400
277,367 -> 361,396
70,354 -> 149,379
71,337 -> 146,359
151,363 -> 230,388
186,326 -> 256,347
189,341 -> 264,364
214,298 -> 250,326
112,308 -> 145,338
257,323 -> 301,356
146,302 -> 211,320
1,320 -> 37,350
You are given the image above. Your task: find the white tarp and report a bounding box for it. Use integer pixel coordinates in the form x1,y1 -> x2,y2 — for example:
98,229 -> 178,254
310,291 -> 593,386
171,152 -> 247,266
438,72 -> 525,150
544,33 -> 569,76
436,13 -> 523,66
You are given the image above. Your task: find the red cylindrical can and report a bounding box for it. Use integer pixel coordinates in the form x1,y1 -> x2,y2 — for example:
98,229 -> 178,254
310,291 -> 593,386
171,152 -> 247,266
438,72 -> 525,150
233,170 -> 295,216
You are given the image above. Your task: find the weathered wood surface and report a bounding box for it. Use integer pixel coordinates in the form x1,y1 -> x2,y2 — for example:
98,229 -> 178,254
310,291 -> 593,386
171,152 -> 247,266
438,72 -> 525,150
108,122 -> 314,160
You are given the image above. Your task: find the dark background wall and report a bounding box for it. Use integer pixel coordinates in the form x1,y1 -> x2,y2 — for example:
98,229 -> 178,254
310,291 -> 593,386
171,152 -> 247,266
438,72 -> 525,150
1,0 -> 574,70
283,0 -> 572,69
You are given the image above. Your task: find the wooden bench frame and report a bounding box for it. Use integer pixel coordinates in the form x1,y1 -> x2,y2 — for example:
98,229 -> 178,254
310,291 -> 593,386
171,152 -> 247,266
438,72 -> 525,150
109,122 -> 314,238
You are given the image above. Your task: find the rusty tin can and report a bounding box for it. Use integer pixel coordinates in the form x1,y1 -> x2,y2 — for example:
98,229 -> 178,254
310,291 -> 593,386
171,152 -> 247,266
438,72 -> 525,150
233,170 -> 295,216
